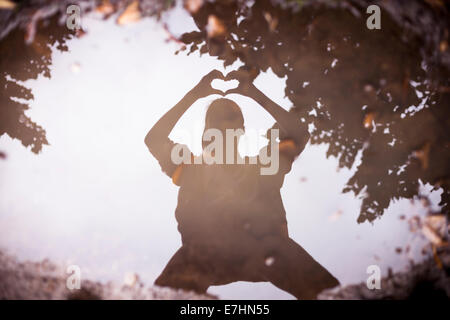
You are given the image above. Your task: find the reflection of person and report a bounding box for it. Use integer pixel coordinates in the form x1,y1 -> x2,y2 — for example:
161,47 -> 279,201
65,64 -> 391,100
144,69 -> 339,299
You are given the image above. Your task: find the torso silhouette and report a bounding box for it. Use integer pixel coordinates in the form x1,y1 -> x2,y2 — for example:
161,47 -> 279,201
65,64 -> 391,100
157,138 -> 299,248
176,157 -> 287,246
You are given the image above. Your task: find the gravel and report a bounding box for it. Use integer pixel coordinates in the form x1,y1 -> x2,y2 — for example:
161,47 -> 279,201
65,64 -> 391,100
319,247 -> 450,300
0,250 -> 214,300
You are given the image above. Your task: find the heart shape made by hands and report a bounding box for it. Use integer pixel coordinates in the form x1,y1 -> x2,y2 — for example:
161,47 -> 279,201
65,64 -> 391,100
211,78 -> 239,93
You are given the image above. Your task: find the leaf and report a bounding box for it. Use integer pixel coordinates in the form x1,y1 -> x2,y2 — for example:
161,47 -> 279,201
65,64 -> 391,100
263,11 -> 278,32
412,142 -> 430,170
184,0 -> 203,14
363,112 -> 375,129
117,0 -> 141,25
421,223 -> 445,247
206,15 -> 226,38
0,0 -> 16,9
328,210 -> 343,222
440,40 -> 448,53
96,0 -> 115,16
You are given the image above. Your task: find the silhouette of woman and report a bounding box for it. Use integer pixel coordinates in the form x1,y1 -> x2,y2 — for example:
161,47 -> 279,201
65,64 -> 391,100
145,69 -> 339,299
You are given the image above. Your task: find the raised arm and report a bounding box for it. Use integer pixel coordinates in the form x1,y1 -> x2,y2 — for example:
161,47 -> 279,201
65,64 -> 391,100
225,70 -> 309,145
145,70 -> 224,160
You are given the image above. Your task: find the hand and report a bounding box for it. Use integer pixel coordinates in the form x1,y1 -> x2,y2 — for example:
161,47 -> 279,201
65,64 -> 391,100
191,69 -> 225,98
224,69 -> 258,96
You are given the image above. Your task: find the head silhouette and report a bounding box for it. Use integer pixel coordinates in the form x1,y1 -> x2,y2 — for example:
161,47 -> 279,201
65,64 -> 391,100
203,98 -> 244,153
205,98 -> 244,131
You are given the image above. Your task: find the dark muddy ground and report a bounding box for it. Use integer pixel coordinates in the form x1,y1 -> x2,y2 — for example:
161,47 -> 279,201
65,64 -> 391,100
0,250 -> 213,299
320,247 -> 450,300
1,248 -> 448,299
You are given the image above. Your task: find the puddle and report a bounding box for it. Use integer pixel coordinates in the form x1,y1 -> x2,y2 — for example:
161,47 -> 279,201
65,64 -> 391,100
0,0 -> 448,299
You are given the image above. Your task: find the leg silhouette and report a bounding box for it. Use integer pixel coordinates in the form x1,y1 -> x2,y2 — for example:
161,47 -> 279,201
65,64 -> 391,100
261,237 -> 339,299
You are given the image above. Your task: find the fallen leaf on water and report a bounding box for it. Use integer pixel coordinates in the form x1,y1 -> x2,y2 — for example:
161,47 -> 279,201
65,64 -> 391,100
117,0 -> 141,25
206,15 -> 226,38
328,210 -> 342,222
70,62 -> 81,74
424,214 -> 446,235
123,272 -> 139,287
75,29 -> 86,38
421,223 -> 445,247
265,256 -> 275,267
96,0 -> 115,15
440,40 -> 448,52
25,20 -> 37,44
184,0 -> 203,14
0,0 -> 16,9
412,142 -> 430,170
263,11 -> 278,32
363,112 -> 375,129
364,84 -> 374,93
